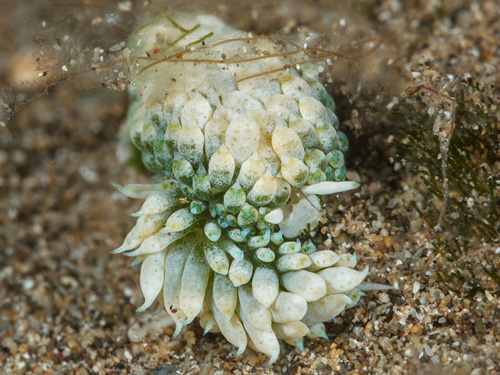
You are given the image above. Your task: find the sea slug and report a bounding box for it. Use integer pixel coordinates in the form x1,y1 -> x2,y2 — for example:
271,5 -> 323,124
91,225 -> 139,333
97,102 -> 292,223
113,12 -> 367,363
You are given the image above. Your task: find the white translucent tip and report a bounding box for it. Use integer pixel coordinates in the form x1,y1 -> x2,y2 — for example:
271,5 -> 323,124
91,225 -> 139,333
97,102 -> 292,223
264,208 -> 284,224
301,181 -> 360,195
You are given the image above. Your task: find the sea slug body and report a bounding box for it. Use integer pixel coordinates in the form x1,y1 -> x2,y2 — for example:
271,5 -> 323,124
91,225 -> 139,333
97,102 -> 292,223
114,12 -> 366,363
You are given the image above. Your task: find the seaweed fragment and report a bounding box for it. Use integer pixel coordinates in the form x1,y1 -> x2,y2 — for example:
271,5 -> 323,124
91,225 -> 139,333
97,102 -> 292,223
395,76 -> 500,295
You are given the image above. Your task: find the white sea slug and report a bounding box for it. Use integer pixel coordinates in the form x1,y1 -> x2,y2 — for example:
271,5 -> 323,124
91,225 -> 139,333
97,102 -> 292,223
114,12 -> 367,363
